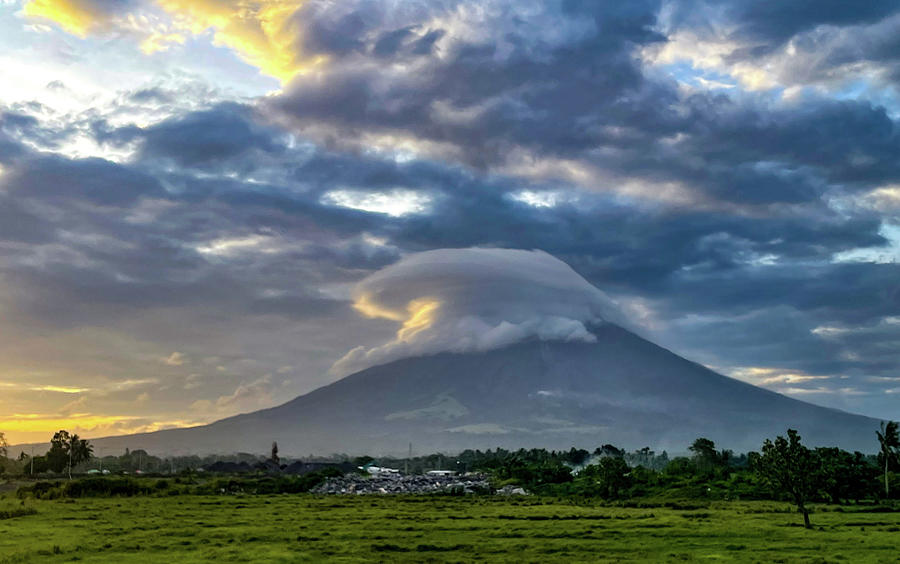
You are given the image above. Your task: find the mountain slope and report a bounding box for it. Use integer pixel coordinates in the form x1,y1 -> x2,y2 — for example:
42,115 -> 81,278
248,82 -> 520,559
53,324 -> 880,456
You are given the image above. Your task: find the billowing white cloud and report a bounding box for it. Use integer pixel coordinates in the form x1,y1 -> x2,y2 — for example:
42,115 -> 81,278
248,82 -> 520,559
331,248 -> 626,375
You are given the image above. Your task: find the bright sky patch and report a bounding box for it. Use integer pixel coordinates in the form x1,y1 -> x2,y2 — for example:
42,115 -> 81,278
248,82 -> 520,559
320,189 -> 433,217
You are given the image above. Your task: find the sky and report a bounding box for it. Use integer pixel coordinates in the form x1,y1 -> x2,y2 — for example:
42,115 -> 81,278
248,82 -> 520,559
2,0 -> 900,445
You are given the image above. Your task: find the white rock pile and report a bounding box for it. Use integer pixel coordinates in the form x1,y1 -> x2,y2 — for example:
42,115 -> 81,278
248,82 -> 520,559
311,473 -> 492,495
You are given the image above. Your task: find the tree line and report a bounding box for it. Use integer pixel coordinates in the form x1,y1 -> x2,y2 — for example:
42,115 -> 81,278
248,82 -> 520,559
444,424 -> 898,528
2,423 -> 899,528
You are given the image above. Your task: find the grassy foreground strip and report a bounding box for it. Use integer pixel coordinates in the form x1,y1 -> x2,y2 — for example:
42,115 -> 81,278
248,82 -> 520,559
2,495 -> 899,563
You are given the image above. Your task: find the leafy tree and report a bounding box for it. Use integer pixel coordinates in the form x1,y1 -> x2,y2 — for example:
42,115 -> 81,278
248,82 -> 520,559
689,438 -> 717,459
815,448 -> 873,504
0,431 -> 7,459
663,456 -> 695,476
562,447 -> 590,466
581,456 -> 631,499
47,430 -> 71,473
689,437 -> 730,475
353,455 -> 375,468
46,430 -> 93,477
594,444 -> 624,458
30,455 -> 50,474
754,429 -> 820,528
689,438 -> 718,472
876,421 -> 899,498
70,434 -> 93,473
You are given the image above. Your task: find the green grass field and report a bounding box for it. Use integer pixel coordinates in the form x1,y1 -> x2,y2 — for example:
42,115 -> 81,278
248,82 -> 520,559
2,494 -> 900,563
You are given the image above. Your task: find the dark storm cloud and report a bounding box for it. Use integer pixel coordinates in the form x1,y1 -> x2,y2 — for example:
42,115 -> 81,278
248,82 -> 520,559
4,153 -> 164,206
94,103 -> 287,169
292,0 -> 455,58
606,96 -> 900,205
268,1 -> 900,210
662,0 -> 900,98
273,0 -> 669,169
0,114 -> 28,161
137,104 -> 286,167
0,110 -> 60,156
19,91 -> 885,331
0,197 -> 52,244
617,260 -> 900,334
668,0 -> 900,49
783,19 -> 900,91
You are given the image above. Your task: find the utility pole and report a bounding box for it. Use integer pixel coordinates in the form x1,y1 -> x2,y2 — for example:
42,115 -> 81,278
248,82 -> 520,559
30,445 -> 34,476
68,442 -> 73,480
408,442 -> 412,474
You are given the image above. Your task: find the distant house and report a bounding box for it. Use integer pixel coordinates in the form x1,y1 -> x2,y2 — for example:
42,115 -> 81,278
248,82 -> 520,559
426,470 -> 456,476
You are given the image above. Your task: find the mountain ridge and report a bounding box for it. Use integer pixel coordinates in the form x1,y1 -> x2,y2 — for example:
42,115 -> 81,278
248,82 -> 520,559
9,324 -> 881,457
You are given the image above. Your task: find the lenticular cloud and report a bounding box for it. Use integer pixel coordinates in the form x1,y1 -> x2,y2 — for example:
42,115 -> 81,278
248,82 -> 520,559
331,248 -> 625,376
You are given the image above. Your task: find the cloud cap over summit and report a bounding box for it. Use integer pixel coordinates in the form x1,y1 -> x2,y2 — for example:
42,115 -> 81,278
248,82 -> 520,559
332,248 -> 626,375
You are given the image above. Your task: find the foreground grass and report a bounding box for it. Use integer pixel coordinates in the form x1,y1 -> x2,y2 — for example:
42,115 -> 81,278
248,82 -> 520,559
2,495 -> 899,563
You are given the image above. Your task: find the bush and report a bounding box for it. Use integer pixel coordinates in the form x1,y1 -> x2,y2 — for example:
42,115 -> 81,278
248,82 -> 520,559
17,478 -> 157,499
17,481 -> 64,500
63,477 -> 153,498
0,506 -> 38,520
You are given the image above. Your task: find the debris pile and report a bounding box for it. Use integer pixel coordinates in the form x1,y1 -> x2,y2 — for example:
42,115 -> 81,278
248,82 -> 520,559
311,473 -> 493,495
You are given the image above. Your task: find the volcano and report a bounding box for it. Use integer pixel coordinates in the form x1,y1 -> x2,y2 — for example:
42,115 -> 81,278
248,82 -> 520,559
63,323 -> 879,456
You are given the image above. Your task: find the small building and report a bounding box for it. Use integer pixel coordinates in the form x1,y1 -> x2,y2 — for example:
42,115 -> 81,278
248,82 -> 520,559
426,470 -> 456,477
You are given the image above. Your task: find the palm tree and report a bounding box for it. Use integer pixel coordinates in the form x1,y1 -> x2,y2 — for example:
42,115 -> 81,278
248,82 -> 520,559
66,433 -> 94,479
876,421 -> 899,498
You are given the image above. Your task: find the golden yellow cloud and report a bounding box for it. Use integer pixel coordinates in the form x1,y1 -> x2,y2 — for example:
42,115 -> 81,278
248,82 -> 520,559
24,0 -> 321,82
156,0 -> 319,81
23,0 -> 108,37
397,298 -> 440,341
353,293 -> 442,342
353,292 -> 407,322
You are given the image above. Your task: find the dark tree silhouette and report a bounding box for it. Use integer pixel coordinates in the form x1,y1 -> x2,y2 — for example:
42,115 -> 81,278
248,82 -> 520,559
0,432 -> 7,459
69,434 -> 93,474
689,437 -> 718,470
271,441 -> 280,466
47,430 -> 71,473
876,421 -> 899,498
754,429 -> 820,529
47,430 -> 93,477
